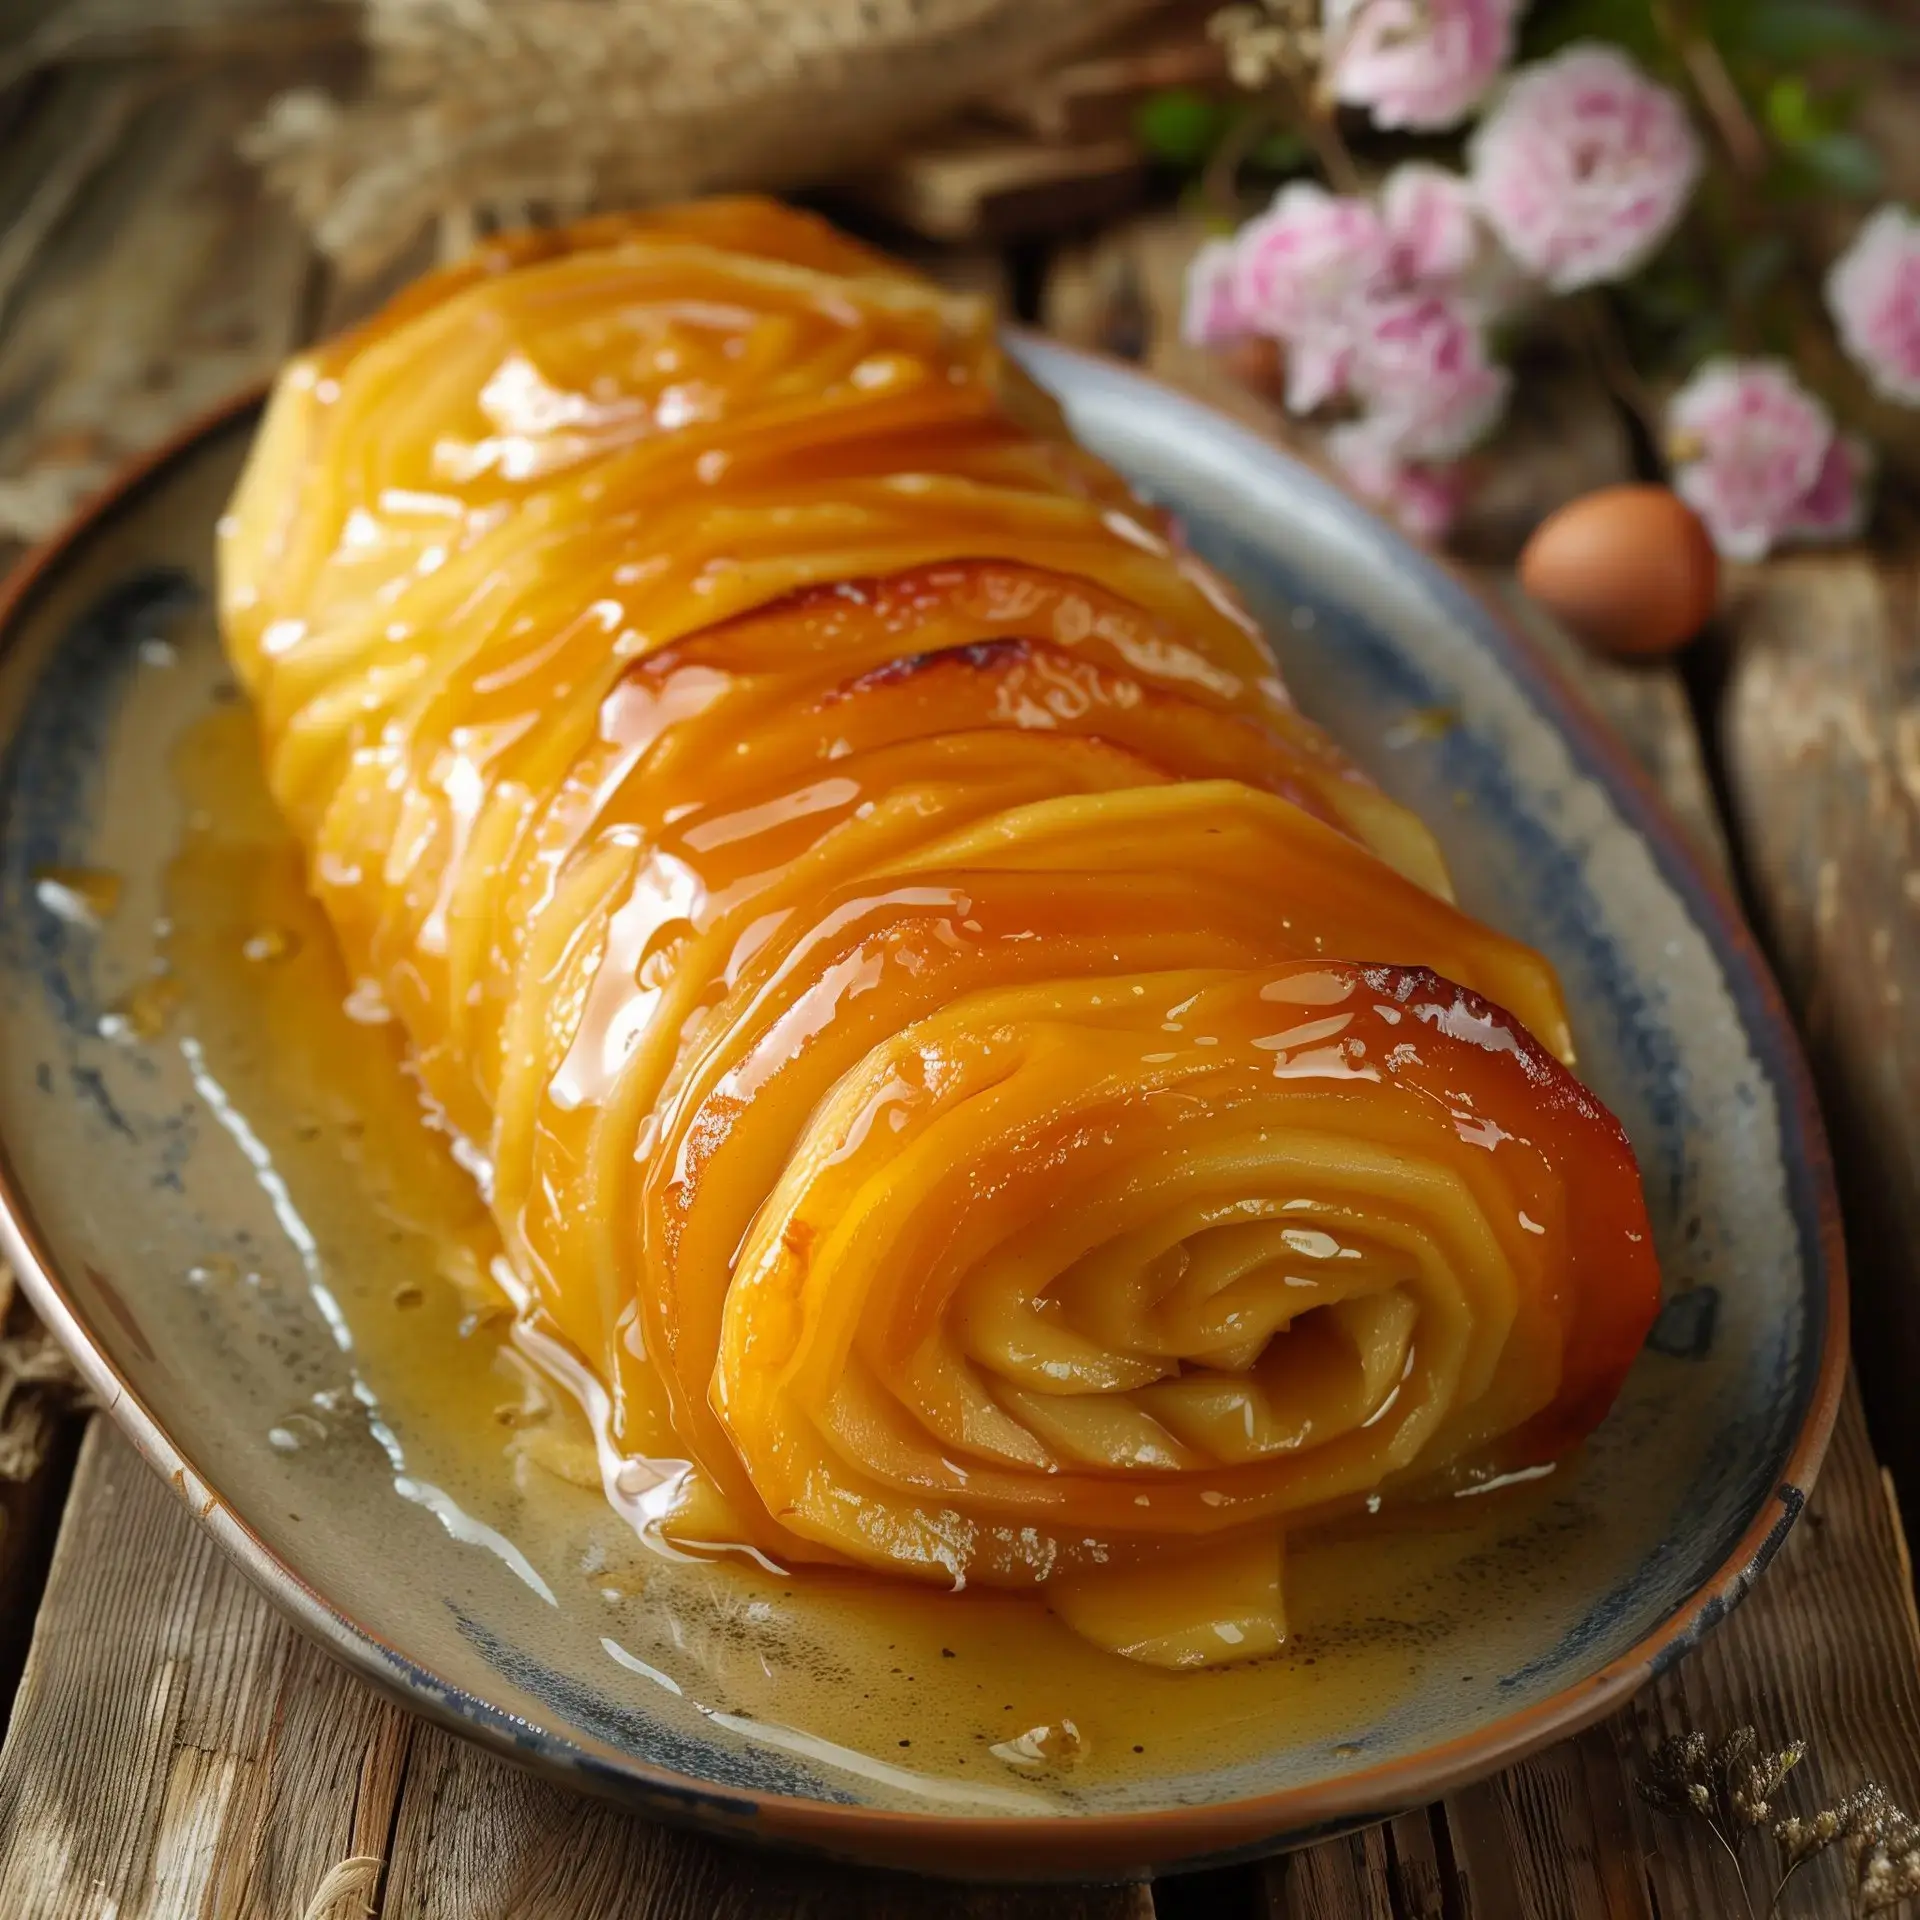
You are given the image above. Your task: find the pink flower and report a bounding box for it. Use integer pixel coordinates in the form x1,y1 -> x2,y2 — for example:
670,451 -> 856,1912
1326,0 -> 1521,132
1190,167 -> 1511,468
1230,183 -> 1390,344
1469,44 -> 1702,292
1666,359 -> 1865,560
1827,204 -> 1920,406
1382,163 -> 1483,286
1281,333 -> 1356,415
1348,292 -> 1512,461
1787,434 -> 1872,543
1181,237 -> 1251,347
1327,422 -> 1468,541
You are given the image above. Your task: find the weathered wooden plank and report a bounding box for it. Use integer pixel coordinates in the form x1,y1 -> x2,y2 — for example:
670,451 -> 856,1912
1721,558 -> 1920,1499
1264,1822 -> 1395,1920
1436,1779 -> 1527,1920
384,1723 -> 1152,1920
1442,1744 -> 1635,1920
1507,573 -> 1920,1920
0,61 -> 311,547
0,1423 -> 1158,1920
0,1422 -> 412,1918
843,123 -> 1147,244
0,1257 -> 84,1721
974,4 -> 1221,145
1499,581 -> 1731,876
1617,1381 -> 1920,1919
1379,1812 -> 1447,1920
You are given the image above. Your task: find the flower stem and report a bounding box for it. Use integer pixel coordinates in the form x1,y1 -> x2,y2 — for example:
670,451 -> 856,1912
1707,1819 -> 1760,1920
1766,1855 -> 1811,1916
1571,294 -> 1663,448
1200,107 -> 1272,217
1281,70 -> 1362,196
1653,0 -> 1768,180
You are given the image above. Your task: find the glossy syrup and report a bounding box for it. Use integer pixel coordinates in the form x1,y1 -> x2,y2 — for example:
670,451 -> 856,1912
160,700 -> 1622,1801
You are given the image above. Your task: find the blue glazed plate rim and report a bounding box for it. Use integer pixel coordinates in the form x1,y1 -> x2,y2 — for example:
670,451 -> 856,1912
0,362 -> 1850,1881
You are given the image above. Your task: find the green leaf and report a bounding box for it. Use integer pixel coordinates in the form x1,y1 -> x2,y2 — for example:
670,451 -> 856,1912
1519,0 -> 1663,63
1725,0 -> 1918,61
1617,264 -> 1711,329
1672,312 -> 1733,369
1791,132 -> 1884,198
1762,75 -> 1824,147
1248,128 -> 1310,172
1132,88 -> 1231,168
1728,233 -> 1793,303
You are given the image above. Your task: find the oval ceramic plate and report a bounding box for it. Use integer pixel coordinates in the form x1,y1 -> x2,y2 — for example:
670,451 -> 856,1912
0,342 -> 1844,1881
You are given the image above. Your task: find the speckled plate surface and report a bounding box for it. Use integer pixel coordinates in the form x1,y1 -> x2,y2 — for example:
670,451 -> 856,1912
0,342 -> 1845,1881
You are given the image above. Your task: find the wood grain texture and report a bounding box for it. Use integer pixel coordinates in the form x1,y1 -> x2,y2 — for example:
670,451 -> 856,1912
1722,558 -> 1920,1500
1492,545 -> 1920,1920
1378,1813 -> 1447,1920
0,1422 -> 415,1918
842,123 -> 1147,244
1513,588 -> 1920,1915
975,6 -> 1220,147
1495,584 -> 1731,873
1263,1822 -> 1395,1919
0,1260 -> 86,1724
0,1425 -> 1156,1917
1617,1382 -> 1920,1917
0,60 -> 310,549
383,1728 -> 1151,1920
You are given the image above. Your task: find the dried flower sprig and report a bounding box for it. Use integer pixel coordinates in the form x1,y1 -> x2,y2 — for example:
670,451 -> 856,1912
1208,0 -> 1358,193
1637,1728 -> 1716,1820
1637,1726 -> 1804,1916
1636,1722 -> 1920,1918
1209,0 -> 1322,94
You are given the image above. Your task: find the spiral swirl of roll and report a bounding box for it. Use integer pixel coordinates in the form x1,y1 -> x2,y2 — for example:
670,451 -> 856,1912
219,199 -> 1659,1667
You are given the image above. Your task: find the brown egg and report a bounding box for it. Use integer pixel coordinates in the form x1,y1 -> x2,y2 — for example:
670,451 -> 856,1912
1518,484 -> 1719,658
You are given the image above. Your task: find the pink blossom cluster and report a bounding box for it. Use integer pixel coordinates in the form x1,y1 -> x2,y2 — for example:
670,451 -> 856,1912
1324,0 -> 1522,133
1827,204 -> 1920,407
1184,37 -> 1708,540
1469,45 -> 1702,292
1665,360 -> 1869,560
1183,167 -> 1508,536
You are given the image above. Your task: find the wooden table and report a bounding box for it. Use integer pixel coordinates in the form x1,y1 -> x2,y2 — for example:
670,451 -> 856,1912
1,55 -> 1919,1920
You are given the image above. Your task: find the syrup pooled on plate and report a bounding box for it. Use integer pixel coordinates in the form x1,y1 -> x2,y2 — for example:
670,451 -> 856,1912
214,196 -> 1660,1673
162,699 -> 1628,1796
